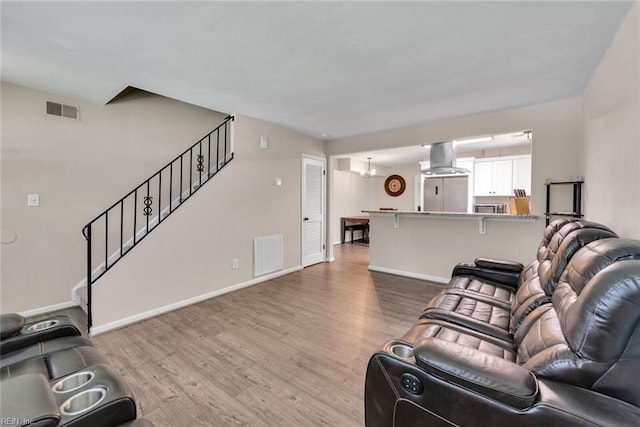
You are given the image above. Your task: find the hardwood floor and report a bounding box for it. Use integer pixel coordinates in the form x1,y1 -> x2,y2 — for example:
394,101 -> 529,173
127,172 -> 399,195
33,244 -> 445,426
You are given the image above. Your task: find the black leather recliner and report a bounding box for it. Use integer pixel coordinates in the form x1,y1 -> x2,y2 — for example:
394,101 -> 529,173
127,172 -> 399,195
0,314 -> 154,427
419,220 -> 617,341
365,234 -> 640,426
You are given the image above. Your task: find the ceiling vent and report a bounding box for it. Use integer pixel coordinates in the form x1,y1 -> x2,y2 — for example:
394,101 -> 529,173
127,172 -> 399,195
46,101 -> 79,120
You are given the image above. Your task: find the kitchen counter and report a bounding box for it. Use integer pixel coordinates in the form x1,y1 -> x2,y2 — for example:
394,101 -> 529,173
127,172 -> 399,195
362,210 -> 536,221
360,210 -> 541,283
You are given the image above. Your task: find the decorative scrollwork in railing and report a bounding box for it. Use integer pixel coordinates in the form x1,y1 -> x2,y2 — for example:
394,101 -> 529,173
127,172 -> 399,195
143,197 -> 153,216
196,154 -> 205,172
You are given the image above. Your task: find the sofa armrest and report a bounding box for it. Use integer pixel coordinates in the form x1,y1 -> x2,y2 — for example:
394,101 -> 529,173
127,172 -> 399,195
0,373 -> 60,427
474,257 -> 524,273
451,264 -> 520,289
0,316 -> 81,355
414,338 -> 538,409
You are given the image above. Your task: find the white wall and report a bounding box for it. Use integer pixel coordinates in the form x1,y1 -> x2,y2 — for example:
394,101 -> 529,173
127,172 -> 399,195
373,163 -> 420,212
0,82 -> 227,313
91,114 -> 325,329
330,165 -> 376,244
583,2 -> 640,238
326,97 -> 584,267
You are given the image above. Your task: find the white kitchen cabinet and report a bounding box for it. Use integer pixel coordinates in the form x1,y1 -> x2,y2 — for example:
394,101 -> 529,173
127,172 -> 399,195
474,161 -> 494,196
512,157 -> 532,195
474,159 -> 513,196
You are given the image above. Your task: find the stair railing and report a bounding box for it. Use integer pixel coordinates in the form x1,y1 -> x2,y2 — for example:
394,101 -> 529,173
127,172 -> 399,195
81,115 -> 234,332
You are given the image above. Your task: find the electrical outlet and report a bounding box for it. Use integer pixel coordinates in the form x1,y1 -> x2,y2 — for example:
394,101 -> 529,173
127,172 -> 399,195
232,258 -> 239,269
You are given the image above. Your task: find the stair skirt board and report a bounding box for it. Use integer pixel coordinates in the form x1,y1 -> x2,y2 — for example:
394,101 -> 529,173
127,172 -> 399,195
90,265 -> 302,336
254,234 -> 284,277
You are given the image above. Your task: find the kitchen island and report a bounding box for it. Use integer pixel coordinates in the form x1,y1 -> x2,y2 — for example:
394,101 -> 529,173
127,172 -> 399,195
361,210 -> 539,283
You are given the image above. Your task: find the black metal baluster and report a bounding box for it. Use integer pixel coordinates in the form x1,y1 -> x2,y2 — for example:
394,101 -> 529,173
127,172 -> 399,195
133,189 -> 138,244
120,200 -> 124,256
105,211 -> 109,270
145,181 -> 151,232
198,140 -> 203,187
86,223 -> 92,333
180,155 -> 183,204
216,130 -> 220,172
169,162 -> 173,213
224,121 -> 228,164
207,134 -> 211,178
158,171 -> 162,224
189,149 -> 193,196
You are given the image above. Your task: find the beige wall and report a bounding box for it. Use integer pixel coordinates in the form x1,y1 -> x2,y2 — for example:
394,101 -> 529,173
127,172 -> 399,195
330,165 -> 376,245
91,114 -> 325,328
326,98 -> 584,268
1,82 -> 227,313
583,2 -> 640,238
373,163 -> 419,212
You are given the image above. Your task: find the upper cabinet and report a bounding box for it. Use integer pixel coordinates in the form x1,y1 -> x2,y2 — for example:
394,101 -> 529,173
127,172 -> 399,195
473,155 -> 531,197
512,157 -> 532,195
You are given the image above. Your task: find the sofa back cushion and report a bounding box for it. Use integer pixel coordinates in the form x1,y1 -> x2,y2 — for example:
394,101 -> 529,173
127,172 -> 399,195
515,239 -> 640,406
537,221 -> 616,295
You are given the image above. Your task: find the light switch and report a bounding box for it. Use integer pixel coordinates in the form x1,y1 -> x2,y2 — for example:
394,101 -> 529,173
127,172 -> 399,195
260,136 -> 269,149
273,178 -> 282,187
27,194 -> 40,207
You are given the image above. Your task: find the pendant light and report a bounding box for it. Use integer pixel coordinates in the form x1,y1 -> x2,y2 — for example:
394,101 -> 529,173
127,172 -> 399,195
361,157 -> 375,178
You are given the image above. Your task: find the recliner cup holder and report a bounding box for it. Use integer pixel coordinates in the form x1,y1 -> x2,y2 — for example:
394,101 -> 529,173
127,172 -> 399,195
52,371 -> 95,394
26,319 -> 60,332
390,343 -> 414,360
60,387 -> 107,416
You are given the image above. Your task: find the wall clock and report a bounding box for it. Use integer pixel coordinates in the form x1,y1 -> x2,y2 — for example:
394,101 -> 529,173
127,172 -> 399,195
384,175 -> 406,197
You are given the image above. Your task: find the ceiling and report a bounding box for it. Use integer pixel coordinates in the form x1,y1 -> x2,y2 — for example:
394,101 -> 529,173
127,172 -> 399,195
1,1 -> 633,140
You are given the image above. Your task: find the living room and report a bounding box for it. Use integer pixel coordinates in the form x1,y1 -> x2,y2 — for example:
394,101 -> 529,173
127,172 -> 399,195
1,2 -> 639,426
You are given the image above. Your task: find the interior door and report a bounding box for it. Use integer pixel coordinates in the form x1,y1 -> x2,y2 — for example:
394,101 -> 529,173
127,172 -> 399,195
302,155 -> 326,267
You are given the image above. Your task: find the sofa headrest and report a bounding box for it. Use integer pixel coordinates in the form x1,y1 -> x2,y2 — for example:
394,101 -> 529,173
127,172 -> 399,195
555,240 -> 640,362
537,221 -> 617,295
536,218 -> 576,262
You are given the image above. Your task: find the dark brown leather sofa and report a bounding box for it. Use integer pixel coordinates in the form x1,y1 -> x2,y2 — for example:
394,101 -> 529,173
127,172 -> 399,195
365,220 -> 640,426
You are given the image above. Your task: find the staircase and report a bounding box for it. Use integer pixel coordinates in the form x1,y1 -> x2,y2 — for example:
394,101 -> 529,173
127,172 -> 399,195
77,115 -> 234,333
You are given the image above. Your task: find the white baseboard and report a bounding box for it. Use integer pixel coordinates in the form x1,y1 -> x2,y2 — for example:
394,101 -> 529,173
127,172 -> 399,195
90,265 -> 303,336
368,265 -> 449,284
326,257 -> 336,262
18,301 -> 79,317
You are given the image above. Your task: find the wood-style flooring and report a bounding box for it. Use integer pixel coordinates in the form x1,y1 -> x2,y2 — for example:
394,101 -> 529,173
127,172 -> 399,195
32,244 -> 444,426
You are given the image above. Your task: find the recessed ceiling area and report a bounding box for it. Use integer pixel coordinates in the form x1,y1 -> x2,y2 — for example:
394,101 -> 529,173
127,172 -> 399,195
336,131 -> 532,168
1,1 -> 633,139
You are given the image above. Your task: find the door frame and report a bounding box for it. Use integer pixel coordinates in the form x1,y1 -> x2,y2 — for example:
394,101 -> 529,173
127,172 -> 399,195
301,154 -> 327,267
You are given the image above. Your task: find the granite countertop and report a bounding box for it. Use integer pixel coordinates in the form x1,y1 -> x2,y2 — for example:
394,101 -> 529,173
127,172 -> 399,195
362,210 -> 537,220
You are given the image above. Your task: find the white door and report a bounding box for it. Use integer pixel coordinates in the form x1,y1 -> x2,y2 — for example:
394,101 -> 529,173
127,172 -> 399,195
301,155 -> 326,267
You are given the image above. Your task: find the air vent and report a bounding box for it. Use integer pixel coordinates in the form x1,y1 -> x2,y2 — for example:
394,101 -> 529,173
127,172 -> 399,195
46,101 -> 79,120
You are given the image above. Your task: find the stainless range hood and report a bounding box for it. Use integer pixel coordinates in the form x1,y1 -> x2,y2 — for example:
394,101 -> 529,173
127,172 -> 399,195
421,141 -> 470,175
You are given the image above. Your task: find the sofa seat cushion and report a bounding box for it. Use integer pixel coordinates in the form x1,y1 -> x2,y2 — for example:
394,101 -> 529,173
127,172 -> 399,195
420,292 -> 512,341
446,275 -> 515,303
0,336 -> 105,380
401,319 -> 515,361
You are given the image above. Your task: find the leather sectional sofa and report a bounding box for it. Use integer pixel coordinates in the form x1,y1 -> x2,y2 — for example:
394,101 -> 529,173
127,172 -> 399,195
365,219 -> 640,426
0,312 -> 153,427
